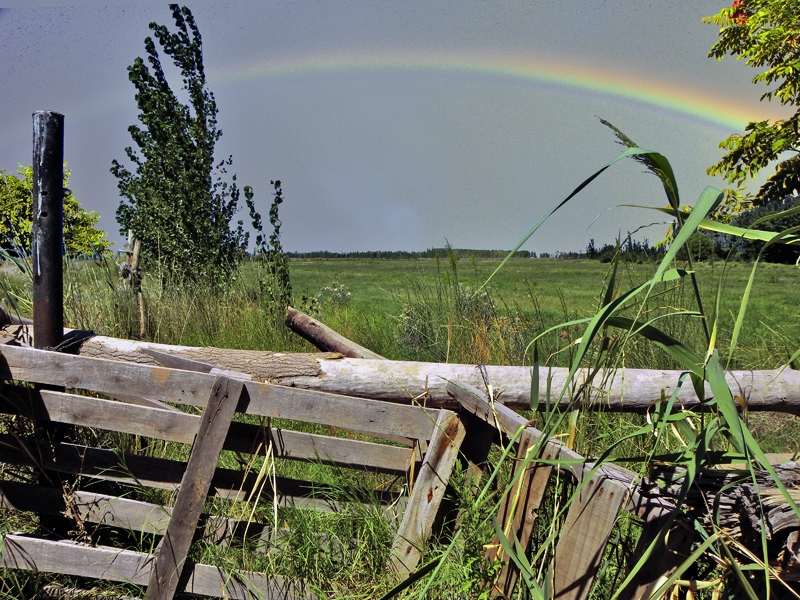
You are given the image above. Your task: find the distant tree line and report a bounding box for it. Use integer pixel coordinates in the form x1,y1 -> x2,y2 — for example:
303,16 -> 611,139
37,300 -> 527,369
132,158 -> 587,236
284,248 -> 536,260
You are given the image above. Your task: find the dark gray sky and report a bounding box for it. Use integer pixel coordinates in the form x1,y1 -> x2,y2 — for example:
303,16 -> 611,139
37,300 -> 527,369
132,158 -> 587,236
0,1 -> 790,253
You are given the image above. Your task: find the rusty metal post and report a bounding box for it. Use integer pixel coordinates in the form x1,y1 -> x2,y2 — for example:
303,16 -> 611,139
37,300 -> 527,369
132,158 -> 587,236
32,111 -> 64,350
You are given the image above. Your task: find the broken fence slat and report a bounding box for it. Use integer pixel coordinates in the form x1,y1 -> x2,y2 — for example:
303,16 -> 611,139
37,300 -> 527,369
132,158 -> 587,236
147,375 -> 243,600
552,473 -> 629,600
446,381 -> 676,523
0,345 -> 440,441
487,429 -> 558,597
1,534 -> 308,600
390,409 -> 466,575
0,385 -> 413,474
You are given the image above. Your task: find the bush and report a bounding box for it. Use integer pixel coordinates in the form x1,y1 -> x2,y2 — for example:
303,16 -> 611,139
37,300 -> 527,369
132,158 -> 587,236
721,195 -> 800,263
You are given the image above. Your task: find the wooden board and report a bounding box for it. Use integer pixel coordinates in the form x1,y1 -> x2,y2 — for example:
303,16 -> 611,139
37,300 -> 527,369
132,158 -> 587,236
0,345 -> 440,441
617,515 -> 696,600
0,385 -> 412,474
447,381 -> 675,523
390,410 -> 466,575
487,429 -> 558,597
0,479 -> 282,547
0,433 -> 402,508
148,376 -> 242,600
8,327 -> 800,413
552,473 -> 628,600
1,534 -> 308,599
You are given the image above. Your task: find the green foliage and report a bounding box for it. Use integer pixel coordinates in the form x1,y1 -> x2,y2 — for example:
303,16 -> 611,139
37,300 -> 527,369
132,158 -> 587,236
112,4 -> 252,283
0,165 -> 111,257
704,1 -> 800,210
248,180 -> 293,314
675,231 -> 715,261
727,194 -> 800,262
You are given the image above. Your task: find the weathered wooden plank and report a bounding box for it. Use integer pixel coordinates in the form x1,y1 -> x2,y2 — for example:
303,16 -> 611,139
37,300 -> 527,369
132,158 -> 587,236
0,433 -> 402,508
148,376 -> 243,600
390,410 -> 466,575
0,345 -> 440,441
140,348 -> 416,448
553,473 -> 628,600
447,381 -> 675,523
0,534 -> 307,599
487,429 -> 557,597
618,515 -> 696,600
0,385 -> 412,474
0,479 -> 281,546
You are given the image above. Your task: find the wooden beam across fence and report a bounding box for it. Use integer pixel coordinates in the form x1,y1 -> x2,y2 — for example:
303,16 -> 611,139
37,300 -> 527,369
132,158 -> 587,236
0,384 -> 414,474
11,325 -> 794,413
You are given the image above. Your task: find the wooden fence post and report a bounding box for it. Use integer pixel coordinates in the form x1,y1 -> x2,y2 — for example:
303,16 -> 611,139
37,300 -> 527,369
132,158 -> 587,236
32,110 -> 64,351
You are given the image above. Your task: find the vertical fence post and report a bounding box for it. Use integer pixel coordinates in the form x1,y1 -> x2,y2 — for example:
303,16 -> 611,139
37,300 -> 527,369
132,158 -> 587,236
32,111 -> 64,350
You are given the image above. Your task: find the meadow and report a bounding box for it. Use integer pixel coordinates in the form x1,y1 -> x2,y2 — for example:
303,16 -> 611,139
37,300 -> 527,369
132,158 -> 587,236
1,252 -> 799,598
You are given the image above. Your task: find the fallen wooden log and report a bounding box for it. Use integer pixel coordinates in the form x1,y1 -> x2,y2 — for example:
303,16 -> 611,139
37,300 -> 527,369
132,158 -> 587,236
3,323 -> 798,414
285,306 -> 385,359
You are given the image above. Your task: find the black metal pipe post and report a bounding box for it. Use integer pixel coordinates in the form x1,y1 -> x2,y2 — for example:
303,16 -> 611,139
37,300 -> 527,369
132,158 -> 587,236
32,111 -> 64,350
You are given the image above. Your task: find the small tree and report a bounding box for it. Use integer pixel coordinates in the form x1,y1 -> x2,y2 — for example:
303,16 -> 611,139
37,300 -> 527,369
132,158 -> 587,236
705,1 -> 800,215
112,4 -> 250,283
0,165 -> 110,257
247,180 -> 292,314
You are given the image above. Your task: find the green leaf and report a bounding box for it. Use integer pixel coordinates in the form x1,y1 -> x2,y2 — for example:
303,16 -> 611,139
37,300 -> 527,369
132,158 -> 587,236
530,342 -> 540,412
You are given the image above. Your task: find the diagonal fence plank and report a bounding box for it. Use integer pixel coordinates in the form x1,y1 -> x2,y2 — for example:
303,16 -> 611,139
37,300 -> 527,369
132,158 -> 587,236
553,473 -> 628,600
390,409 -> 466,575
147,375 -> 243,600
486,429 -> 559,597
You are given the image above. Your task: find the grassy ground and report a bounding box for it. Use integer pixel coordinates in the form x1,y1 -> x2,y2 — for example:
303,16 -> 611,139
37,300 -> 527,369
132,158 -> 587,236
1,254 -> 799,598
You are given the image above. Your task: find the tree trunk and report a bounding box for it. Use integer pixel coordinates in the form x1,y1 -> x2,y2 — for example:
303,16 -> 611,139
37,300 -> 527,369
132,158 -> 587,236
5,324 -> 799,414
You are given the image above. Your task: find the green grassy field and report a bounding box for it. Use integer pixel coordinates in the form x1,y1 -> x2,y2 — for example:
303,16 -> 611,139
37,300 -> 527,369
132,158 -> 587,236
1,253 -> 799,598
287,256 -> 800,370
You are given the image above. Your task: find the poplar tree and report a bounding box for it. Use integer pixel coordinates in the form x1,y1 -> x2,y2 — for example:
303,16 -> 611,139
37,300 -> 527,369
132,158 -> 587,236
112,4 -> 249,283
705,1 -> 800,214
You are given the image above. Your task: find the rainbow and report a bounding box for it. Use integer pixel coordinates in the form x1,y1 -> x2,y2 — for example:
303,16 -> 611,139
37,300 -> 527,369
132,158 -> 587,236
211,52 -> 787,131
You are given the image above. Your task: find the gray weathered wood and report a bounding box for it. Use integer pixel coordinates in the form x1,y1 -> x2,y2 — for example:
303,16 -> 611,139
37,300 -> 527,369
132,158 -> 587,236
147,375 -> 242,600
487,429 -> 558,597
0,433 -> 402,508
141,347 -> 415,447
0,479 -> 172,536
447,381 -> 676,523
284,307 -> 386,359
8,326 -> 799,413
0,479 -> 285,547
0,385 -> 412,474
553,473 -> 628,600
1,534 -> 306,599
0,345 -> 440,441
618,515 -> 696,600
390,410 -> 466,575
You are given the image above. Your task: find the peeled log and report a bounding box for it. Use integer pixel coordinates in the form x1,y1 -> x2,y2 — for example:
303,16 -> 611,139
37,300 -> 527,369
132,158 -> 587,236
4,325 -> 798,414
284,307 -> 385,359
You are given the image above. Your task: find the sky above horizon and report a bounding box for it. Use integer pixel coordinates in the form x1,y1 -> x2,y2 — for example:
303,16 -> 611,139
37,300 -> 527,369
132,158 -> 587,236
0,1 -> 791,254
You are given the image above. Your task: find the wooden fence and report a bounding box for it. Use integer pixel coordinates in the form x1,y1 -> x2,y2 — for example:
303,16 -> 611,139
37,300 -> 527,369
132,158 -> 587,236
0,337 -> 798,599
0,344 -> 466,598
